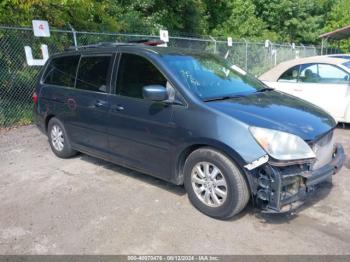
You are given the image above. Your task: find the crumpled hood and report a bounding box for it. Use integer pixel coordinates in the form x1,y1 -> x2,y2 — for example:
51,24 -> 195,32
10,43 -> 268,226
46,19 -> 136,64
206,91 -> 336,141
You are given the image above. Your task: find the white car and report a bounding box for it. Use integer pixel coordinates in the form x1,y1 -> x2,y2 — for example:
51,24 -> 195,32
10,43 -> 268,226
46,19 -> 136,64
259,56 -> 350,123
327,54 -> 350,59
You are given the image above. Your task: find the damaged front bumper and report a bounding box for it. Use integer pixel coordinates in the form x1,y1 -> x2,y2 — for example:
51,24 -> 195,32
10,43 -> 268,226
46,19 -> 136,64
251,143 -> 345,213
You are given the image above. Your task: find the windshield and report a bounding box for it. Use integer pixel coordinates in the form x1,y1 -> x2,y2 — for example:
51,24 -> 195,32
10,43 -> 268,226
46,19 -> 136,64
343,61 -> 350,69
330,55 -> 350,59
161,53 -> 267,100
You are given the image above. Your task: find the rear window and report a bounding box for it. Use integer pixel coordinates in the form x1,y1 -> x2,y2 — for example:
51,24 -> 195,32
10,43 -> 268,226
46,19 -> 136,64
43,56 -> 79,87
76,56 -> 112,93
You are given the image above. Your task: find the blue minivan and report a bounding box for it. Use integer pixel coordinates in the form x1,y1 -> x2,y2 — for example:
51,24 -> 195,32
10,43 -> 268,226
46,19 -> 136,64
34,42 -> 345,219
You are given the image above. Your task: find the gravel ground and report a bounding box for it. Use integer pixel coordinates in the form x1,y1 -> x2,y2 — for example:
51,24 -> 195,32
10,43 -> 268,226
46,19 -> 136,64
0,125 -> 349,255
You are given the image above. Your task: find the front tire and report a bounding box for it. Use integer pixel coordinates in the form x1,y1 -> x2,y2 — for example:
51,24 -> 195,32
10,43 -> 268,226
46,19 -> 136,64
184,147 -> 250,219
48,117 -> 77,158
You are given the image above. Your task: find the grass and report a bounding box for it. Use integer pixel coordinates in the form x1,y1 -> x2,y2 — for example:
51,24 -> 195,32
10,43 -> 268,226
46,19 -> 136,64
0,98 -> 33,128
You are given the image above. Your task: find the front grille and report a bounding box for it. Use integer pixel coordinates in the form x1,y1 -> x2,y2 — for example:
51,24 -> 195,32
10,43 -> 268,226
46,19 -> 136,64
311,131 -> 335,170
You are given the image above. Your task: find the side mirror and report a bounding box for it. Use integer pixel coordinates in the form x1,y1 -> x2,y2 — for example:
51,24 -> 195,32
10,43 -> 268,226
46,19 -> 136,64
142,85 -> 169,101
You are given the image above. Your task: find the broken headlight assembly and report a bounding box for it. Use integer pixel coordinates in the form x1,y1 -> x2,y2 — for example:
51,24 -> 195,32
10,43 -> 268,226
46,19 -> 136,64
249,126 -> 316,162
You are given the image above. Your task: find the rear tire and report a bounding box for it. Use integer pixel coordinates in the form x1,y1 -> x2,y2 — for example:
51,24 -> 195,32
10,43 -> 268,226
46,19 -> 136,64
48,117 -> 77,158
184,147 -> 249,219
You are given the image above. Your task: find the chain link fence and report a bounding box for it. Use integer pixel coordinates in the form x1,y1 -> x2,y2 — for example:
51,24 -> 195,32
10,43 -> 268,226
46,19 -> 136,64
0,26 -> 335,128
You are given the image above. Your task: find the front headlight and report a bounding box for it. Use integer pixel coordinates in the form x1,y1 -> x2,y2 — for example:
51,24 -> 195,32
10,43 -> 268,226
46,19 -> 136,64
249,126 -> 315,161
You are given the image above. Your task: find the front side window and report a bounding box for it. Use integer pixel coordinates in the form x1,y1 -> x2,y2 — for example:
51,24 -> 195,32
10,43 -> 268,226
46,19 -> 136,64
279,63 -> 350,84
161,53 -> 266,100
317,64 -> 349,84
278,65 -> 300,82
76,56 -> 112,93
116,53 -> 167,99
43,56 -> 79,87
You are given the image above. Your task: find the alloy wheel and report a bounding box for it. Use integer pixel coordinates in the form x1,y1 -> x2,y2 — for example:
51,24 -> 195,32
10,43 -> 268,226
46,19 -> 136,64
191,161 -> 228,207
50,124 -> 64,151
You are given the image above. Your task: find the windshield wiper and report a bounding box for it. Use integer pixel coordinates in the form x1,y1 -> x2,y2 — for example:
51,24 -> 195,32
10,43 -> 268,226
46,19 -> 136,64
203,95 -> 245,102
256,87 -> 274,93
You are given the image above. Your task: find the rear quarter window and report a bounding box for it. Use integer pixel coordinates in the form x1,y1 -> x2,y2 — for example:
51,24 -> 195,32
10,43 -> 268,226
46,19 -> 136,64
278,65 -> 300,82
43,55 -> 80,87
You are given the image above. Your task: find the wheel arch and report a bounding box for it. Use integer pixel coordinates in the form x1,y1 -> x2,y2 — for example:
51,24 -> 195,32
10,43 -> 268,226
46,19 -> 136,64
174,140 -> 252,191
45,114 -> 56,133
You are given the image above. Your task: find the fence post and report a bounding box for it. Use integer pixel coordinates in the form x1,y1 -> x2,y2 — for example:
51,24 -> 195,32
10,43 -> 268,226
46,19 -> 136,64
269,41 -> 277,66
209,35 -> 217,54
242,38 -> 248,71
68,23 -> 78,49
321,39 -> 324,55
311,45 -> 317,56
300,44 -> 306,57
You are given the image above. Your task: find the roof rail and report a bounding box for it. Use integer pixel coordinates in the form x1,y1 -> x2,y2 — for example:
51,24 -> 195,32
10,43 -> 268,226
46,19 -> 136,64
65,42 -> 131,51
65,39 -> 165,51
128,39 -> 165,46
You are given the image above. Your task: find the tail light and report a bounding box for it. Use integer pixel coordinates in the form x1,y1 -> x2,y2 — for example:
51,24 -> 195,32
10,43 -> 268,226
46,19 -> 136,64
32,92 -> 38,105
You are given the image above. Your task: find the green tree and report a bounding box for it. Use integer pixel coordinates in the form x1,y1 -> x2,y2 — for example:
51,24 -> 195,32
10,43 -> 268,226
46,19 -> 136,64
211,0 -> 266,39
322,0 -> 350,51
0,0 -> 209,35
253,0 -> 335,43
203,0 -> 231,32
114,0 -> 208,34
323,0 -> 350,30
0,0 -> 348,45
0,0 -> 125,31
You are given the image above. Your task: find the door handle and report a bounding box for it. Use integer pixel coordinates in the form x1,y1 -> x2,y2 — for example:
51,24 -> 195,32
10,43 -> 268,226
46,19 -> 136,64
115,105 -> 124,111
95,100 -> 107,107
111,105 -> 125,111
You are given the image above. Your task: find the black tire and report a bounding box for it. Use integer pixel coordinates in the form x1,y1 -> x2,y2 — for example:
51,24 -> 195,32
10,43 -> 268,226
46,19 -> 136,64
184,147 -> 250,219
47,117 -> 77,158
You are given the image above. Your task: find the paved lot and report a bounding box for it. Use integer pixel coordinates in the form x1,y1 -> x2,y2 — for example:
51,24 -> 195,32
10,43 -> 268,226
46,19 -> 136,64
0,125 -> 350,254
